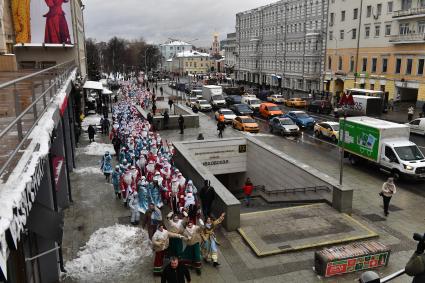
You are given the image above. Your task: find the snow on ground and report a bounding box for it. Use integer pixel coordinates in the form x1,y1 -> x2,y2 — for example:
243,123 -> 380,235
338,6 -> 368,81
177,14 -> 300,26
73,166 -> 101,175
64,224 -> 152,282
77,142 -> 114,156
81,114 -> 102,130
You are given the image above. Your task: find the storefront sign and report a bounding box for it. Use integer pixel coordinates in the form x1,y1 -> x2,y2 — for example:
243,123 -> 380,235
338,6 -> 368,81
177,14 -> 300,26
325,252 -> 389,277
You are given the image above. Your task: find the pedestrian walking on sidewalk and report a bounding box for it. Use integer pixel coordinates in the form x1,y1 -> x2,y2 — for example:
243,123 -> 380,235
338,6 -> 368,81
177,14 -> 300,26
160,86 -> 163,96
243,178 -> 254,207
168,99 -> 174,111
161,256 -> 191,283
380,177 -> 396,217
152,103 -> 157,116
88,125 -> 96,142
217,120 -> 225,138
200,180 -> 215,219
408,106 -> 415,122
163,110 -> 169,129
178,115 -> 184,134
100,151 -> 113,182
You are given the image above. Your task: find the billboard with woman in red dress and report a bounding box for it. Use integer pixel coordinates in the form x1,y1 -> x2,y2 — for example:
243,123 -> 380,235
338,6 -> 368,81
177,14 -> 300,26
44,0 -> 72,44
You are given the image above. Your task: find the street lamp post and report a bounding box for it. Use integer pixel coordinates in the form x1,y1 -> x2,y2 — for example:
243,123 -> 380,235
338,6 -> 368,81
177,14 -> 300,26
145,46 -> 153,73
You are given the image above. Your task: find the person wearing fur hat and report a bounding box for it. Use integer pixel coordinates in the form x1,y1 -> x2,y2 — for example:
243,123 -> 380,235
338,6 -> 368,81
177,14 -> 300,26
181,220 -> 203,275
100,151 -> 113,182
200,213 -> 225,267
112,165 -> 121,199
165,212 -> 188,258
128,191 -> 140,225
137,177 -> 150,213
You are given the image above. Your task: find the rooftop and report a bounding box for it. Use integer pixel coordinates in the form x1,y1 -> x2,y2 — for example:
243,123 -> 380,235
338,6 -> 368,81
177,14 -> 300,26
176,50 -> 210,58
161,40 -> 192,46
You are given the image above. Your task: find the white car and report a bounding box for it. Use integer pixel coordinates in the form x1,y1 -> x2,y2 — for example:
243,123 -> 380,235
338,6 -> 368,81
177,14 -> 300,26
314,121 -> 340,142
241,96 -> 262,111
215,108 -> 237,124
406,118 -> 425,136
194,100 -> 212,112
267,94 -> 285,104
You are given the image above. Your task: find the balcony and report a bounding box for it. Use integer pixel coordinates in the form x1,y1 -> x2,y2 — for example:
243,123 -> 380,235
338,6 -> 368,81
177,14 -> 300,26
393,7 -> 425,19
389,33 -> 425,43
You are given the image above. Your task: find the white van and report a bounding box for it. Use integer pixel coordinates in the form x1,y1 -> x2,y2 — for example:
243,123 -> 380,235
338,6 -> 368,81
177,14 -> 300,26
241,96 -> 262,111
406,118 -> 425,136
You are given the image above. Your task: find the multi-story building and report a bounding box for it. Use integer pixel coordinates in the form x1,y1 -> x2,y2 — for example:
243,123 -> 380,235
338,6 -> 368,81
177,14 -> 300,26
223,32 -> 237,75
171,50 -> 212,75
326,0 -> 425,107
159,40 -> 193,70
211,32 -> 220,56
235,0 -> 328,92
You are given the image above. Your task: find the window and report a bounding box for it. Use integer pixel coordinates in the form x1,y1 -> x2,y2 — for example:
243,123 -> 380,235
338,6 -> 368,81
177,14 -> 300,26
367,6 -> 372,17
330,13 -> 334,26
377,3 -> 382,16
401,0 -> 412,10
352,28 -> 357,39
400,23 -> 410,35
421,0 -> 425,7
387,1 -> 393,12
375,25 -> 380,37
406,58 -> 413,74
338,56 -> 343,70
395,58 -> 402,73
350,56 -> 355,72
365,26 -> 371,38
362,58 -> 368,72
382,58 -> 388,73
385,24 -> 391,36
329,30 -> 333,40
385,146 -> 398,163
340,30 -> 345,40
341,10 -> 346,21
372,58 -> 377,73
370,84 -> 375,90
418,59 -> 424,75
328,56 -> 332,70
353,8 -> 358,19
418,22 -> 425,34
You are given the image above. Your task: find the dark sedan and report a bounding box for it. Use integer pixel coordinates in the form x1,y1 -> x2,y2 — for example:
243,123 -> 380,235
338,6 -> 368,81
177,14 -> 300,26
230,104 -> 254,116
225,95 -> 242,107
307,100 -> 333,114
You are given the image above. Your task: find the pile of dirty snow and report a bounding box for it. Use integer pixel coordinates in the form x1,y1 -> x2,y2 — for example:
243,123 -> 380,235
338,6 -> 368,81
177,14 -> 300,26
73,166 -> 101,175
78,142 -> 115,156
81,114 -> 102,130
64,224 -> 152,282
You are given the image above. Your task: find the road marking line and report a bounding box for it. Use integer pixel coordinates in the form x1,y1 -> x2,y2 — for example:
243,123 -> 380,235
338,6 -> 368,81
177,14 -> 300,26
307,134 -> 339,148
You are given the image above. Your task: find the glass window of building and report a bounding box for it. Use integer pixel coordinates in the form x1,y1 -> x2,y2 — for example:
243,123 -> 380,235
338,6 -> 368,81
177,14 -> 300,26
385,24 -> 391,36
375,25 -> 380,37
395,58 -> 402,73
418,21 -> 425,34
350,56 -> 355,72
338,56 -> 343,70
362,58 -> 368,72
353,8 -> 359,19
367,6 -> 372,17
341,10 -> 346,22
406,58 -> 413,74
340,30 -> 345,40
400,23 -> 410,34
365,26 -> 371,38
401,0 -> 412,10
352,28 -> 357,39
387,2 -> 393,12
372,58 -> 377,73
377,4 -> 382,16
382,58 -> 388,73
418,59 -> 424,75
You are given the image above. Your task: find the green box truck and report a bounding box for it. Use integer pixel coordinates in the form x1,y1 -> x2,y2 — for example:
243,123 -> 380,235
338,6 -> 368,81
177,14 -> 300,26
339,116 -> 425,180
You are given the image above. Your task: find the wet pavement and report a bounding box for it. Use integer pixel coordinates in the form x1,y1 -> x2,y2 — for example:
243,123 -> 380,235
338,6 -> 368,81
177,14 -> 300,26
60,82 -> 425,283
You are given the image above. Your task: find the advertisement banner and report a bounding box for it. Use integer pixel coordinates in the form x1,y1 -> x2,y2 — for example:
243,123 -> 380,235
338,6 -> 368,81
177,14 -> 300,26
12,0 -> 73,44
339,120 -> 381,162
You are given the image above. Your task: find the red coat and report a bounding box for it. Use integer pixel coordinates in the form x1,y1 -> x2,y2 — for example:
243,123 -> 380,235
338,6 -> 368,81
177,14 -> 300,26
243,184 -> 254,196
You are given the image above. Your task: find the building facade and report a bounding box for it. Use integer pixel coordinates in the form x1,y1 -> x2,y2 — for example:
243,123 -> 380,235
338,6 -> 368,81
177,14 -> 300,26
235,0 -> 328,92
211,33 -> 220,56
326,0 -> 425,107
223,32 -> 237,75
171,50 -> 212,75
159,40 -> 193,70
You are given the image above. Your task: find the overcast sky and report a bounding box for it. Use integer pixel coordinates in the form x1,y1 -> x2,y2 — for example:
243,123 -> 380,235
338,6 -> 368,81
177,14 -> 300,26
84,0 -> 274,46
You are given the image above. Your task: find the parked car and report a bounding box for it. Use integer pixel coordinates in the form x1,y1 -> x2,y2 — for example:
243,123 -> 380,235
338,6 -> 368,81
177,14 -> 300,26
314,121 -> 340,142
194,100 -> 212,112
267,94 -> 286,104
215,108 -> 237,124
168,81 -> 177,89
232,116 -> 259,133
225,95 -> 242,107
284,111 -> 316,128
259,103 -> 283,119
406,118 -> 425,136
241,96 -> 262,111
269,117 -> 300,135
230,104 -> 254,116
285,98 -> 307,108
307,100 -> 333,114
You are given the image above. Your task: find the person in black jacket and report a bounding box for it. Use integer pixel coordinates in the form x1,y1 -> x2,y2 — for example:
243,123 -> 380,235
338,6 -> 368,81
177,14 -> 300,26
88,125 -> 96,142
178,115 -> 184,134
161,257 -> 191,283
200,180 -> 215,219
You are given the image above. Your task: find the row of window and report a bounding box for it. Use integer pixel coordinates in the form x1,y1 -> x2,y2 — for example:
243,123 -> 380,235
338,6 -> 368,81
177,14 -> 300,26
328,56 -> 425,76
185,62 -> 211,68
329,2 -> 393,26
239,59 -> 320,73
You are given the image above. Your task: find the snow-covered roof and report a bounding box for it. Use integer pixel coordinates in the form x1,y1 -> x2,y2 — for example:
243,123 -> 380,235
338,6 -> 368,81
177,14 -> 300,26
161,41 -> 192,46
176,50 -> 210,58
83,81 -> 103,90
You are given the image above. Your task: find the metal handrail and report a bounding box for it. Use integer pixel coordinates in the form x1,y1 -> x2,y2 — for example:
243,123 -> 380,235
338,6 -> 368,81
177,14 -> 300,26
0,60 -> 76,178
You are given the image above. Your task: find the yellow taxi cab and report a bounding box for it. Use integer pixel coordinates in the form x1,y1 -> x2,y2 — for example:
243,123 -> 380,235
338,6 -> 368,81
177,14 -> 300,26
232,116 -> 259,133
314,121 -> 340,143
285,98 -> 307,108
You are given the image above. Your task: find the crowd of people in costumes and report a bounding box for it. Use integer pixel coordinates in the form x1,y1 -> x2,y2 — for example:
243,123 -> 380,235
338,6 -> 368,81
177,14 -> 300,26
100,79 -> 226,277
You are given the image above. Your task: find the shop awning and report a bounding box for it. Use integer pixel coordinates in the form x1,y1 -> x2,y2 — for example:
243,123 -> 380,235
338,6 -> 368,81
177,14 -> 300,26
83,81 -> 103,90
102,88 -> 113,95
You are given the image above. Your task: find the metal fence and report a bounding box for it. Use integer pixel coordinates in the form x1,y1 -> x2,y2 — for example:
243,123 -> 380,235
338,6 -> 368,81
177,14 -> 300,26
0,60 -> 76,179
